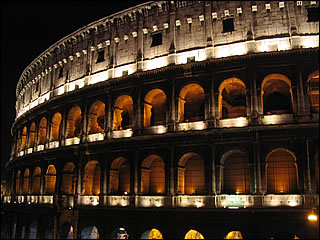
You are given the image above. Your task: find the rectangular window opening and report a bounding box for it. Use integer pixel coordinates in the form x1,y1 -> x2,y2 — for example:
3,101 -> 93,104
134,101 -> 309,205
96,50 -> 105,63
151,32 -> 162,47
58,67 -> 63,78
222,18 -> 235,33
307,7 -> 319,22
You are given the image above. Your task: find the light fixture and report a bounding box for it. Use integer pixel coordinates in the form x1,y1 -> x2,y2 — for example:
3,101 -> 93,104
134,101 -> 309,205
308,208 -> 318,222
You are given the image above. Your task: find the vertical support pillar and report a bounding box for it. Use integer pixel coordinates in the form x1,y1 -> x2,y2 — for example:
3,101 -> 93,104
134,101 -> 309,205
106,89 -> 112,139
81,99 -> 88,143
210,144 -> 216,194
60,108 -> 66,146
253,135 -> 262,194
133,150 -> 139,195
305,138 -> 312,193
168,78 -> 176,132
215,164 -> 223,194
134,85 -> 142,135
45,114 -> 51,149
169,147 -> 176,195
76,160 -> 83,206
40,165 -> 45,195
296,61 -> 306,114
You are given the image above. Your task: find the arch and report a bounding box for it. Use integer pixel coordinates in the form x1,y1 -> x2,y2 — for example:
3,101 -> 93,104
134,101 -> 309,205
28,220 -> 38,239
81,226 -> 100,239
144,89 -> 167,127
184,229 -> 204,239
224,231 -> 243,239
15,170 -> 21,194
178,83 -> 205,123
261,74 -> 293,115
59,222 -> 74,239
83,161 -> 101,195
20,126 -> 27,151
178,152 -> 205,195
141,155 -> 165,194
50,112 -> 62,141
66,105 -> 82,138
28,122 -> 36,148
62,162 -> 76,195
222,151 -> 250,194
88,100 -> 105,134
141,228 -> 163,239
45,164 -> 56,194
109,227 -> 129,239
22,168 -> 30,194
32,167 -> 41,194
218,77 -> 246,119
265,148 -> 298,193
109,157 -> 130,194
113,95 -> 133,130
307,70 -> 319,113
38,117 -> 47,145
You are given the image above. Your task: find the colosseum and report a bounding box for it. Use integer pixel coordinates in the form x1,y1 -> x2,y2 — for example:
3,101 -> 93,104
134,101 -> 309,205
2,1 -> 319,239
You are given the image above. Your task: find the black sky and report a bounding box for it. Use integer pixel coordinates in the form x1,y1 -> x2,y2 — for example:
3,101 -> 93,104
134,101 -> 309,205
1,0 -> 148,180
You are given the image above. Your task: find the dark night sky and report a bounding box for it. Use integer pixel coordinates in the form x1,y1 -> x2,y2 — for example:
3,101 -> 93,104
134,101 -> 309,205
1,1 -> 148,180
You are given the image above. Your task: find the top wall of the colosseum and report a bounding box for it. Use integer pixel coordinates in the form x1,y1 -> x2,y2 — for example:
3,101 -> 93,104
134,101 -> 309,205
15,1 -> 319,118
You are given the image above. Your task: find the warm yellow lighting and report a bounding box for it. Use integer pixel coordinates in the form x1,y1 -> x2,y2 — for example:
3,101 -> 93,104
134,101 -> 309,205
308,209 -> 318,222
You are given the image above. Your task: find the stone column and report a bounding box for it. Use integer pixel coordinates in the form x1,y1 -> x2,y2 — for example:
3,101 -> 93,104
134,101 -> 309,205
169,147 -> 176,195
106,89 -> 112,139
296,61 -> 306,114
60,108 -> 67,146
168,78 -> 176,131
215,164 -> 223,194
253,137 -> 262,194
305,138 -> 312,193
210,145 -> 216,194
81,99 -> 88,143
45,114 -> 51,149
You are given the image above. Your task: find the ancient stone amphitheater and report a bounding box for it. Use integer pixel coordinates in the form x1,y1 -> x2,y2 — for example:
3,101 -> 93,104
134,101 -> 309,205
2,1 -> 319,239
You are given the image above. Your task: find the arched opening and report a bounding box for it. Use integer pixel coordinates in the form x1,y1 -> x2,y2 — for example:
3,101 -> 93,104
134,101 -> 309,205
22,168 -> 30,194
144,89 -> 166,127
224,231 -> 243,239
222,152 -> 250,194
16,131 -> 21,153
141,228 -> 163,239
178,153 -> 205,195
88,100 -> 105,134
32,167 -> 41,194
262,74 -> 293,115
28,122 -> 36,148
20,126 -> 27,151
15,170 -> 21,194
62,162 -> 76,195
66,105 -> 82,138
307,70 -> 319,113
184,229 -> 204,239
113,95 -> 133,130
50,112 -> 62,141
109,157 -> 130,194
81,226 -> 100,239
38,117 -> 47,145
218,78 -> 246,119
45,165 -> 56,194
178,83 -> 205,123
59,222 -> 74,239
83,161 -> 101,195
109,227 -> 129,239
266,148 -> 298,193
141,155 -> 165,194
28,220 -> 38,239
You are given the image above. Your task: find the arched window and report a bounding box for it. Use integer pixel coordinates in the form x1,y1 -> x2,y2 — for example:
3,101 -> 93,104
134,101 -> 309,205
307,71 -> 319,113
28,122 -> 36,148
83,161 -> 100,195
224,231 -> 243,239
178,153 -> 205,195
15,170 -> 21,194
81,226 -> 100,239
66,105 -> 82,138
178,83 -> 205,123
45,165 -> 56,194
20,126 -> 27,151
266,149 -> 298,193
22,169 -> 30,194
141,228 -> 163,239
109,157 -> 130,194
50,112 -> 62,141
109,228 -> 129,239
144,89 -> 166,127
222,152 -> 250,194
88,100 -> 105,134
62,162 -> 76,195
218,78 -> 246,119
38,117 -> 47,145
184,229 -> 204,239
141,155 -> 165,194
262,74 -> 293,115
113,95 -> 133,130
32,167 -> 41,194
